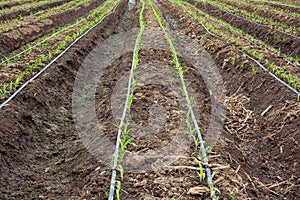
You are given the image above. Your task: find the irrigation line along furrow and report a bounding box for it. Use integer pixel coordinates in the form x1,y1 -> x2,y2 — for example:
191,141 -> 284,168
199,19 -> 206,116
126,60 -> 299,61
181,1 -> 300,71
250,0 -> 300,9
196,0 -> 300,40
0,19 -> 82,66
0,0 -> 112,66
0,0 -> 122,110
149,0 -> 217,198
244,0 -> 300,18
0,0 -> 86,34
108,0 -> 146,199
0,0 -> 59,15
172,0 -> 300,96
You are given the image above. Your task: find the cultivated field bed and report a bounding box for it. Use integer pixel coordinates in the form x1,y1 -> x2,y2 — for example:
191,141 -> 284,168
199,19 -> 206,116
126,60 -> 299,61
0,0 -> 299,199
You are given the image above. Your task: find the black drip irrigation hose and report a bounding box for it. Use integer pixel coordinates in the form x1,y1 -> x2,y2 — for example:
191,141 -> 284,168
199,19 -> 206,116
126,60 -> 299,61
179,2 -> 300,96
0,1 -> 123,110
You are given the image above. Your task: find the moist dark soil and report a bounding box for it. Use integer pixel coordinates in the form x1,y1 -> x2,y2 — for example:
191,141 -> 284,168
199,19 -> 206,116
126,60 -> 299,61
175,0 -> 300,89
0,0 -> 104,58
160,0 -> 300,198
272,0 -> 300,7
263,1 -> 300,13
216,0 -> 300,27
0,0 -> 70,22
0,0 -> 299,199
186,0 -> 300,57
0,1 -> 127,199
0,0 -> 33,11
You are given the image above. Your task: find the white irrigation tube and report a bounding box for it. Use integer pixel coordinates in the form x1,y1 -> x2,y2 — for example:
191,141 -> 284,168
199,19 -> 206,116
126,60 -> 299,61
251,0 -> 300,9
0,18 -> 84,66
201,0 -> 300,40
196,8 -> 300,69
149,0 -> 217,198
163,19 -> 218,200
0,0 -> 122,110
179,3 -> 300,96
0,0 -> 84,34
108,1 -> 145,199
0,0 -> 59,16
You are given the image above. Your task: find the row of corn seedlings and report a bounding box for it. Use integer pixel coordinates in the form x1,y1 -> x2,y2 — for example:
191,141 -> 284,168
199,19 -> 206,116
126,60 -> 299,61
0,0 -> 68,26
0,0 -> 59,15
221,0 -> 300,20
149,0 -> 219,198
183,0 -> 300,68
198,0 -> 300,37
0,0 -> 31,7
0,0 -> 119,96
190,1 -> 300,78
170,0 -> 300,94
0,18 -> 83,66
235,0 -> 300,18
108,0 -> 146,199
0,0 -> 116,67
0,0 -> 88,33
245,0 -> 300,9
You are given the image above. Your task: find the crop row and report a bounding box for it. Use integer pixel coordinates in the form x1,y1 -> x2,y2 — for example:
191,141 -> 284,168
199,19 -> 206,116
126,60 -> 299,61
242,0 -> 300,18
108,0 -> 219,199
269,0 -> 300,8
220,0 -> 300,25
0,0 -> 120,97
149,0 -> 218,198
187,0 -> 300,67
169,0 -> 300,98
0,0 -> 70,24
0,0 -> 59,15
190,1 -> 300,67
0,0 -> 88,33
0,0 -> 65,26
1,0 -> 108,56
0,0 -> 32,9
199,0 -> 299,37
171,0 -> 300,94
108,0 -> 146,198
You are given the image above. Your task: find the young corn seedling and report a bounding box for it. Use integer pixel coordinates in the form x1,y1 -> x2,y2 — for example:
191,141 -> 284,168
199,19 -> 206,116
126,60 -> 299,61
210,187 -> 221,199
182,96 -> 200,148
116,180 -> 121,200
2,84 -> 7,95
114,119 -> 132,162
268,62 -> 276,73
15,78 -> 20,88
198,160 -> 205,183
292,82 -> 298,90
5,56 -> 11,64
48,49 -> 52,59
9,81 -> 13,91
275,68 -> 282,77
264,59 -> 269,66
288,73 -> 294,85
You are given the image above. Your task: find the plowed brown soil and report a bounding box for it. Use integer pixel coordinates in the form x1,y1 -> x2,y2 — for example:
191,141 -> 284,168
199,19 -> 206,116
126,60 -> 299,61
0,0 -> 299,199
